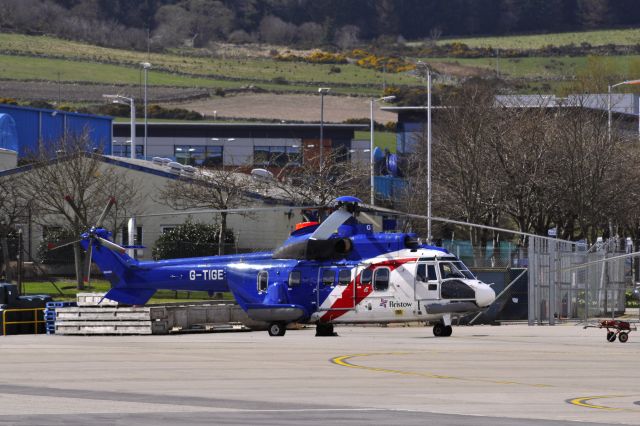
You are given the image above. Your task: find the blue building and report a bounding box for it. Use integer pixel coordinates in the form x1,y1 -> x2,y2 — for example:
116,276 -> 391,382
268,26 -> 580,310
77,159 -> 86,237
0,104 -> 112,159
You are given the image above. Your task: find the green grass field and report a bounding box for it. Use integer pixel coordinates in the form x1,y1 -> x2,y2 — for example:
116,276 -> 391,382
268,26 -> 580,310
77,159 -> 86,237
434,28 -> 640,49
355,130 -> 396,152
22,279 -> 231,304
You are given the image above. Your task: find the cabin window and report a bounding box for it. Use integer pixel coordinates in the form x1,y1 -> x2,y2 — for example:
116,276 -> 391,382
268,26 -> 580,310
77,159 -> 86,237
338,269 -> 351,285
322,269 -> 335,286
360,269 -> 372,285
288,271 -> 301,288
257,271 -> 268,292
373,268 -> 390,292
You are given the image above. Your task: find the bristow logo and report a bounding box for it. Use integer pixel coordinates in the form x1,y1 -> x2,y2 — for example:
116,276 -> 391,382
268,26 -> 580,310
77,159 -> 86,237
379,299 -> 412,309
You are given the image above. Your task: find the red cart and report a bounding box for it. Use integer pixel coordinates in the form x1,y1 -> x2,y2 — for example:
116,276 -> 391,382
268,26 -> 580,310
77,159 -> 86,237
584,319 -> 637,343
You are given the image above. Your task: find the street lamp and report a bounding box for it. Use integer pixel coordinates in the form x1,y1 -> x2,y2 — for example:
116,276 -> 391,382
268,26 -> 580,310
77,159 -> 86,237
417,61 -> 433,243
608,79 -> 640,142
369,95 -> 395,205
141,62 -> 151,159
103,94 -> 135,159
318,87 -> 330,170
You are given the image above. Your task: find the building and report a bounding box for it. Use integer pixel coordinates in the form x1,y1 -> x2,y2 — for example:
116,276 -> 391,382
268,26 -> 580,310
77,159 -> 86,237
0,154 -> 319,262
112,122 -> 367,170
0,104 -> 113,159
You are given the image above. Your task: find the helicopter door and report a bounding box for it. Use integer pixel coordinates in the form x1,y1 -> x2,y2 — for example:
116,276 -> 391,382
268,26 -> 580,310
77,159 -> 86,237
317,267 -> 357,311
414,262 -> 440,300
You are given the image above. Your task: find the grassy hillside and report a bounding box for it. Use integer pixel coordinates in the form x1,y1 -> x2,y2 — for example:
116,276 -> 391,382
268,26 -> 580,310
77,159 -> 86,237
435,28 -> 640,49
0,33 -> 415,95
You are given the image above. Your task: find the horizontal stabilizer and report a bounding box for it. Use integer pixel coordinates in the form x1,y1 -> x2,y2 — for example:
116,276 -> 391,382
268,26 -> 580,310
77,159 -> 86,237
245,304 -> 306,322
103,288 -> 156,305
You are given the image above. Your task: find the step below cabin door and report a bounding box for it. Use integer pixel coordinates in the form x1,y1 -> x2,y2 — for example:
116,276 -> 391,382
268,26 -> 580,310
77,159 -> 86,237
414,262 -> 440,301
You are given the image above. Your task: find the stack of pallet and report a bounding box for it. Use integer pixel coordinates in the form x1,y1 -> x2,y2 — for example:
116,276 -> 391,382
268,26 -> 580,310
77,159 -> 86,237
53,295 -> 266,335
44,301 -> 77,334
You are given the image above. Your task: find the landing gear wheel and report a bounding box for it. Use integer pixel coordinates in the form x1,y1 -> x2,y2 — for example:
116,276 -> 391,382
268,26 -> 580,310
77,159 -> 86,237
618,332 -> 629,343
433,322 -> 445,337
268,322 -> 286,337
316,322 -> 336,337
443,325 -> 453,337
607,331 -> 616,342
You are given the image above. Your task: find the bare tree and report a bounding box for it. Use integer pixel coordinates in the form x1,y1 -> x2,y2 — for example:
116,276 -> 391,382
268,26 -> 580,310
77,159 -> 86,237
20,132 -> 140,289
335,25 -> 360,50
0,173 -> 28,282
158,166 -> 254,255
273,149 -> 369,209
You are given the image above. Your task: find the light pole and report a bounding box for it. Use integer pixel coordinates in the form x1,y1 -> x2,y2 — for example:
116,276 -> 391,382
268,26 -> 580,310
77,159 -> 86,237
608,79 -> 640,142
103,94 -> 135,159
417,61 -> 433,243
369,95 -> 395,205
318,87 -> 330,171
141,62 -> 151,159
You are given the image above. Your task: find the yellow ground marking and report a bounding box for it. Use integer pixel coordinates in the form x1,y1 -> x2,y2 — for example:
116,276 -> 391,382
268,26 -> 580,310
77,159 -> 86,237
330,352 -> 552,388
568,395 -> 640,412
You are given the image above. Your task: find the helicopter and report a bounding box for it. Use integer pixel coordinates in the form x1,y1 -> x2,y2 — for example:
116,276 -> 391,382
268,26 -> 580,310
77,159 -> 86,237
74,196 -> 496,337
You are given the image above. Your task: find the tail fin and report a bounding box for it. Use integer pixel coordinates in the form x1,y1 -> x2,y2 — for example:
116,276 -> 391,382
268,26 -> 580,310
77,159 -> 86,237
81,228 -> 157,305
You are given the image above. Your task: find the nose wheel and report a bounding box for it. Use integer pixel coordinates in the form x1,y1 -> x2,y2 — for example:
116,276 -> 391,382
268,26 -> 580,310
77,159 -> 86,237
433,322 -> 453,337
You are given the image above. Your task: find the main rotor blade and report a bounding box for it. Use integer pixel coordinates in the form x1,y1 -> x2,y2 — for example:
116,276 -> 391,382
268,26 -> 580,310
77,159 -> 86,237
96,197 -> 116,228
309,209 -> 352,240
83,243 -> 93,284
47,239 -> 81,251
373,207 -> 579,246
132,204 -> 321,219
95,236 -> 126,254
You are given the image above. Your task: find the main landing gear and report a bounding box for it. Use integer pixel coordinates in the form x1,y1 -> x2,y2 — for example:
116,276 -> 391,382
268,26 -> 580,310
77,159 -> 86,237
316,322 -> 337,337
432,321 -> 452,337
268,322 -> 287,336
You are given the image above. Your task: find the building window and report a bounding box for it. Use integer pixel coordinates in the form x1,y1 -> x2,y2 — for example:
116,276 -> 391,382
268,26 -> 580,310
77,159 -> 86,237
288,271 -> 301,288
174,145 -> 223,167
373,268 -> 390,292
161,226 -> 176,234
257,271 -> 268,292
113,143 -> 144,159
121,226 -> 143,246
254,146 -> 301,167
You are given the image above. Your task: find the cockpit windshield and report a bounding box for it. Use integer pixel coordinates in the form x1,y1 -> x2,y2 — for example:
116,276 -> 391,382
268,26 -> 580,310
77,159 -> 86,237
438,261 -> 475,280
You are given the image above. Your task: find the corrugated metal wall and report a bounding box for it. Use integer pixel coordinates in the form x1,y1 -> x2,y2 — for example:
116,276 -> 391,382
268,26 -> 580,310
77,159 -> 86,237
0,104 -> 112,158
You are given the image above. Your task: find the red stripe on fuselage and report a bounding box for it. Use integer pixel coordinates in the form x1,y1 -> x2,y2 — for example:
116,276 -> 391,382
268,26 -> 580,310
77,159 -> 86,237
320,257 -> 417,322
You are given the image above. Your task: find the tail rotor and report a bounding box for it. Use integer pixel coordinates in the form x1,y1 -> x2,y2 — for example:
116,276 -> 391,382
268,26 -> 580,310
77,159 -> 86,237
65,196 -> 118,285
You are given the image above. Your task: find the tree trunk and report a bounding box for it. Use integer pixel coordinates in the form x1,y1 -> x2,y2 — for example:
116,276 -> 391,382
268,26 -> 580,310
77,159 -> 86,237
73,242 -> 84,290
219,212 -> 227,256
1,235 -> 10,283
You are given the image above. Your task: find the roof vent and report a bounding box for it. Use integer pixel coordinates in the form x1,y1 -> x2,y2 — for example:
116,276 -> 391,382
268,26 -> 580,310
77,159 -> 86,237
251,168 -> 274,181
167,162 -> 183,174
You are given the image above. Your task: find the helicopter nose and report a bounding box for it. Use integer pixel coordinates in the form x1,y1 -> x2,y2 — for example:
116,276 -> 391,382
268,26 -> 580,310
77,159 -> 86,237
475,282 -> 496,307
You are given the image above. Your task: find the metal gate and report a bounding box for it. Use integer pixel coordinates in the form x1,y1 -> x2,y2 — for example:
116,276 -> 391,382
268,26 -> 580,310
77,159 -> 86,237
527,237 -> 628,325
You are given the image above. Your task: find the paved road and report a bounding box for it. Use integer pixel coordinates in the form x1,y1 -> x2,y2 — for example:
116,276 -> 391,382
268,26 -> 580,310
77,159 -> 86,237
0,324 -> 637,425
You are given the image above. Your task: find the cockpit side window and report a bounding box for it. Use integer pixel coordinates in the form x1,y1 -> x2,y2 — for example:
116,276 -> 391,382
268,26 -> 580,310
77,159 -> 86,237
439,262 -> 466,280
427,265 -> 437,281
373,268 -> 390,292
257,271 -> 268,292
416,264 -> 427,282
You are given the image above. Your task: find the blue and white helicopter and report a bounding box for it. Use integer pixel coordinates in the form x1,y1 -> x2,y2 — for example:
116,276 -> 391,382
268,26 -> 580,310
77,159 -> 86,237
77,196 -> 496,337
